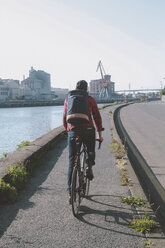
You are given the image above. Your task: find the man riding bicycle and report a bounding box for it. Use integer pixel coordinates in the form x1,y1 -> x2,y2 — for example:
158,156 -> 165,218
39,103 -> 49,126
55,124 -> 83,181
63,80 -> 104,204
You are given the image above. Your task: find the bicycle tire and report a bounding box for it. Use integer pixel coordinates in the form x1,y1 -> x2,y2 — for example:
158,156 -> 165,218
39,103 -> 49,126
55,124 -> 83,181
80,150 -> 90,197
71,165 -> 81,217
85,178 -> 90,196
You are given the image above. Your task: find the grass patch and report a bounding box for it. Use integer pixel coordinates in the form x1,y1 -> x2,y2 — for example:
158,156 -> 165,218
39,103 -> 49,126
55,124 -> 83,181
129,216 -> 157,233
0,152 -> 8,160
0,177 -> 17,203
17,141 -> 30,149
120,196 -> 145,207
7,165 -> 30,190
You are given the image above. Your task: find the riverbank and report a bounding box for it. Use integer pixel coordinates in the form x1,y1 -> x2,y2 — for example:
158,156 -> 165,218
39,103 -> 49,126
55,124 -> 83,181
0,100 -> 64,108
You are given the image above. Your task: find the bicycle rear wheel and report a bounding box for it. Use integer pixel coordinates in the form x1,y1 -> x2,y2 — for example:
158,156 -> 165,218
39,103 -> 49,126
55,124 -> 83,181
71,165 -> 81,217
81,151 -> 90,197
85,178 -> 90,196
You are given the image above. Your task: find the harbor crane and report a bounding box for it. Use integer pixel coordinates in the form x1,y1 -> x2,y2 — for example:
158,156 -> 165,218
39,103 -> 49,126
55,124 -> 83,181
96,60 -> 110,100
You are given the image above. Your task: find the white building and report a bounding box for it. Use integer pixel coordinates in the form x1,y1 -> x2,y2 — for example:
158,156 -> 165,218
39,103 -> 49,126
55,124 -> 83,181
2,79 -> 21,100
21,67 -> 53,100
0,81 -> 10,101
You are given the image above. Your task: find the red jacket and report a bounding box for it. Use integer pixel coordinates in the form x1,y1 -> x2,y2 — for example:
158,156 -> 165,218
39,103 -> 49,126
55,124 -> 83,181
63,95 -> 103,132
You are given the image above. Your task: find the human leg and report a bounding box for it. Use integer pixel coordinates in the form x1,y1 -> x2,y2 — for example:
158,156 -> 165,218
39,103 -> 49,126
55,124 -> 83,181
83,128 -> 96,180
67,128 -> 83,193
67,130 -> 77,194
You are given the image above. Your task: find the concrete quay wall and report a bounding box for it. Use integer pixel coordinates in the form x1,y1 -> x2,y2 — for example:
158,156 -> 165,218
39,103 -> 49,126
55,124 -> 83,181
0,126 -> 66,179
0,100 -> 64,108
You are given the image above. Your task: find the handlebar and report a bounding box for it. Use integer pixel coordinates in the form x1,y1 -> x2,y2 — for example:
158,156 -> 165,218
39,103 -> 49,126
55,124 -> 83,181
95,139 -> 102,149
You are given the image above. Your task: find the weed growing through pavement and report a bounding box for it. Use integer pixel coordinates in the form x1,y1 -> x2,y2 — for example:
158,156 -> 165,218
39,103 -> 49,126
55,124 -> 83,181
108,137 -> 127,159
120,168 -> 129,186
108,136 -> 129,186
109,110 -> 113,117
129,216 -> 157,233
120,196 -> 145,207
143,240 -> 154,248
109,129 -> 157,238
17,141 -> 30,149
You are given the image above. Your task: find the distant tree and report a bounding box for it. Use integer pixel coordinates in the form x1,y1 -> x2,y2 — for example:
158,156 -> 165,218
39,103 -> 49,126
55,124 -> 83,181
160,88 -> 165,96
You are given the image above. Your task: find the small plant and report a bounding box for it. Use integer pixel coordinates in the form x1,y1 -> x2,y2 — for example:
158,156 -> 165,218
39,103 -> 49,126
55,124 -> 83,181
109,110 -> 113,116
112,136 -> 118,144
143,240 -> 154,248
109,137 -> 127,159
7,166 -> 29,190
0,152 -> 8,160
17,141 -> 30,149
0,177 -> 17,203
129,216 -> 157,233
120,196 -> 145,207
120,168 -> 129,186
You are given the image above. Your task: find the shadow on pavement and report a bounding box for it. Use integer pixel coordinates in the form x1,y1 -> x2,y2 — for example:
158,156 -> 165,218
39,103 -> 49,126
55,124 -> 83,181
0,137 -> 67,238
77,194 -> 165,240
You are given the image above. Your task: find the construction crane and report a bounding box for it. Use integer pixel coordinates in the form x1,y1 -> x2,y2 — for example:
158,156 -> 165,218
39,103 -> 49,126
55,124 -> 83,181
96,60 -> 110,100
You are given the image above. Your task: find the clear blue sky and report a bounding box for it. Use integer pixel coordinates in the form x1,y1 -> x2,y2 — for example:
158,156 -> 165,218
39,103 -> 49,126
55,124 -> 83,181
0,0 -> 165,90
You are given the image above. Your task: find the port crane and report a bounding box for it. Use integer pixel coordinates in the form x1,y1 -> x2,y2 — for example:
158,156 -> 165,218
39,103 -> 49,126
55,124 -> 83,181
96,61 -> 110,100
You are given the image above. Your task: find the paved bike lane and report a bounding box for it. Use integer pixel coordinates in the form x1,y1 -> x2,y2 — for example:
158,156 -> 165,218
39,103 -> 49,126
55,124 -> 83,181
0,107 -> 146,248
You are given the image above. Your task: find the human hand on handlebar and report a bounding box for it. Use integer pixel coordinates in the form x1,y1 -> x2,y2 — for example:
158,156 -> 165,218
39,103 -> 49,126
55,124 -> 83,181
97,130 -> 104,143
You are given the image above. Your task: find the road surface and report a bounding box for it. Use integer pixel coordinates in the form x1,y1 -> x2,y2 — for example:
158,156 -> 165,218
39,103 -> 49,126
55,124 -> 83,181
0,107 -> 146,248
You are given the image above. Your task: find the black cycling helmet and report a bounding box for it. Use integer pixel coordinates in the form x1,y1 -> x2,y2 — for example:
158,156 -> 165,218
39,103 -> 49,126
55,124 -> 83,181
76,80 -> 88,91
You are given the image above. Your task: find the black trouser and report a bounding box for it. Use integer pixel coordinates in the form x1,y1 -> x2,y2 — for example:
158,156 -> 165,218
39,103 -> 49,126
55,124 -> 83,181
67,127 -> 95,192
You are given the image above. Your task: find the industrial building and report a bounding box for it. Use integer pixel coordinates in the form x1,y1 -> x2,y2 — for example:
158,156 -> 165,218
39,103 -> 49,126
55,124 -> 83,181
0,67 -> 55,101
21,67 -> 53,100
89,74 -> 115,100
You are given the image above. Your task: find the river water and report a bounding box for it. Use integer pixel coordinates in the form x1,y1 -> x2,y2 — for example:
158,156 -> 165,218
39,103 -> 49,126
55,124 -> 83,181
0,106 -> 64,158
0,104 -> 104,158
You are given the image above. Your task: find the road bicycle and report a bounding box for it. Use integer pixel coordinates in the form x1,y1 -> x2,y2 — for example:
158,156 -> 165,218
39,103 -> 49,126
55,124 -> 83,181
71,136 -> 102,217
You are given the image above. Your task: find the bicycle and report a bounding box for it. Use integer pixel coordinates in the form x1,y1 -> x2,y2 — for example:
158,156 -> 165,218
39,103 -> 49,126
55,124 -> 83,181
71,137 -> 102,217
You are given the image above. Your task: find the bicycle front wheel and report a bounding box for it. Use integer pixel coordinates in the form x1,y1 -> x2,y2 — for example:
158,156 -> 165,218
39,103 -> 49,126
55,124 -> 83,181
71,165 -> 81,217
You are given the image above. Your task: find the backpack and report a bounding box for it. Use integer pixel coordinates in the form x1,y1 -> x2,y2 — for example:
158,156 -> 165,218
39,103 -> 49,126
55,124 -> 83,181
66,89 -> 89,124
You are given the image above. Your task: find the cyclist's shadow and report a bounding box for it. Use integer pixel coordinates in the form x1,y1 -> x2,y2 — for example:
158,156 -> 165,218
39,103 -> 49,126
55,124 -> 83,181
77,194 -> 143,237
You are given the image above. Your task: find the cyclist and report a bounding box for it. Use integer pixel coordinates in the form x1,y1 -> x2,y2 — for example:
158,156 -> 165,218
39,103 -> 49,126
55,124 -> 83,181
63,80 -> 104,204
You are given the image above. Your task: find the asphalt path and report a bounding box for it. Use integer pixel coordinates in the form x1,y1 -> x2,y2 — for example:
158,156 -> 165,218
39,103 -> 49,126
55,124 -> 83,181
120,101 -> 165,189
0,107 -> 145,248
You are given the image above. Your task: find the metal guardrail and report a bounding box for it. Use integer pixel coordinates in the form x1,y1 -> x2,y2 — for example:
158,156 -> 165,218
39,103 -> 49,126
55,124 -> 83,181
113,104 -> 165,227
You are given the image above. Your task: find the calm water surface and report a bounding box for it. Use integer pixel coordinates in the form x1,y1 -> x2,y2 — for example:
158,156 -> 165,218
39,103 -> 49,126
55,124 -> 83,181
0,106 -> 63,157
0,104 -> 104,157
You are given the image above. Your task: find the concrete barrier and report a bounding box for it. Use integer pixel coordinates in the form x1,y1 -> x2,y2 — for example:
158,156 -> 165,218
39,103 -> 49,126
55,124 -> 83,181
113,104 -> 165,227
0,126 -> 66,179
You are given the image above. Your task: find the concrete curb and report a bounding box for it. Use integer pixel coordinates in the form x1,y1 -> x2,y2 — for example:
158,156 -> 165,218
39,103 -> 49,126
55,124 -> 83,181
0,126 -> 66,179
113,104 -> 165,228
